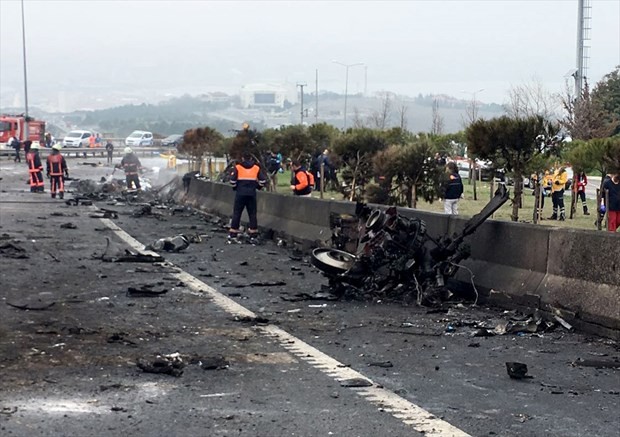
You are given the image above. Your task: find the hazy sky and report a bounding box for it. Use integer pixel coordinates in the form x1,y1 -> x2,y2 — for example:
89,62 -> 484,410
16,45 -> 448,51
1,0 -> 619,109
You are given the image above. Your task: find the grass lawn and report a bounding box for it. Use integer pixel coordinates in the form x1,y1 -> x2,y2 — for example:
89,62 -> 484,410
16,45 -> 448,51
270,172 -> 607,232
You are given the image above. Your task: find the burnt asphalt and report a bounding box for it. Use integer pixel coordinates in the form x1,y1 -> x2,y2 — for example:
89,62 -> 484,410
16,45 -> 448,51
0,156 -> 619,437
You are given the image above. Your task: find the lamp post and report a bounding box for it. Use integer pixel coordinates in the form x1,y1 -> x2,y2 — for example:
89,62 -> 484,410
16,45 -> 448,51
461,88 -> 485,200
21,0 -> 30,139
461,88 -> 485,123
332,60 -> 364,130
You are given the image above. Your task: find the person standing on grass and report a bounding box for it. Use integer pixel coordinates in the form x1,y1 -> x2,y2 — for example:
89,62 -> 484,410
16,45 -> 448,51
443,162 -> 463,215
549,167 -> 568,221
602,172 -> 620,232
573,171 -> 590,215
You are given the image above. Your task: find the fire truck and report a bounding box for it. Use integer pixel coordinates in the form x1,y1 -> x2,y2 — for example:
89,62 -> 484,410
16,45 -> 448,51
0,114 -> 46,149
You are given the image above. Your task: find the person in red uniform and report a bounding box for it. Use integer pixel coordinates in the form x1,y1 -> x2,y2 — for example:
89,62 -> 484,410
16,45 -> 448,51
573,171 -> 590,215
46,144 -> 69,199
228,152 -> 267,244
26,143 -> 45,193
290,160 -> 313,197
602,172 -> 620,232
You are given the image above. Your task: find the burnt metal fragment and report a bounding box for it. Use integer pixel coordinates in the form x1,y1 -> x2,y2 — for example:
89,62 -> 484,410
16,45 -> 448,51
506,362 -> 533,379
311,185 -> 510,305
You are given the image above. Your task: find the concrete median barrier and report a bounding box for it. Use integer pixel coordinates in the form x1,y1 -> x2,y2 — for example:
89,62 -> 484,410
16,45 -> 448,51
185,179 -> 619,338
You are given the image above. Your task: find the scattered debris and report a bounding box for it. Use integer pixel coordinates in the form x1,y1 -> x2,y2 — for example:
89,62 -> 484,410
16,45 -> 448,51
280,291 -> 338,302
554,315 -> 573,331
368,361 -> 393,368
145,234 -> 190,252
201,356 -> 229,370
506,362 -> 533,379
571,358 -> 620,369
0,241 -> 29,259
384,329 -> 443,336
137,353 -> 184,377
6,301 -> 55,311
126,285 -> 169,297
107,332 -> 137,346
311,185 -> 510,305
0,407 -> 18,415
232,315 -> 270,324
224,280 -> 287,289
340,378 -> 373,388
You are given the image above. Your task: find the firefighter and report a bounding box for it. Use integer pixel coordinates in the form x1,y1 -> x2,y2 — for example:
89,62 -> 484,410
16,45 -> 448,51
46,144 -> 69,199
26,143 -> 45,193
116,147 -> 143,190
228,151 -> 267,244
549,167 -> 568,221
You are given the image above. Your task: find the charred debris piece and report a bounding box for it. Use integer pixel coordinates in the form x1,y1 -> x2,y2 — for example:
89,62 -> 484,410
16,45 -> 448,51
506,362 -> 533,379
145,234 -> 191,252
137,353 -> 185,377
126,284 -> 169,297
311,185 -> 510,305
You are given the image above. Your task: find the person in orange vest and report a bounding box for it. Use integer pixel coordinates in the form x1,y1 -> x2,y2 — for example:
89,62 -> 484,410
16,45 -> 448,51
26,143 -> 45,193
228,152 -> 267,244
46,144 -> 69,199
290,160 -> 313,197
89,133 -> 96,148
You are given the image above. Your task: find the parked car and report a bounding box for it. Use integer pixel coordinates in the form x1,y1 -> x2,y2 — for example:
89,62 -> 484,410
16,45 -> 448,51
62,130 -> 93,148
161,134 -> 183,148
125,130 -> 153,147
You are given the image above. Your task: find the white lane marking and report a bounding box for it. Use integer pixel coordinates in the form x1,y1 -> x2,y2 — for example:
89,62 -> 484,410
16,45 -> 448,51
100,218 -> 471,437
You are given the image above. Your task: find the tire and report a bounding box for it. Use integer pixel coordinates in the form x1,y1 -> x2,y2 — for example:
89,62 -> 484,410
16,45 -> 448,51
311,248 -> 356,275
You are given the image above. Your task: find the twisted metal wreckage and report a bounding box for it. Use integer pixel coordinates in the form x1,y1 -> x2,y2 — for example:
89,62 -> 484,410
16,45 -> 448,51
311,185 -> 510,305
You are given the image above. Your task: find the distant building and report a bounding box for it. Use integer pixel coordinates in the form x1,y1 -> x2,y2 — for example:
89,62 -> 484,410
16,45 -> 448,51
239,83 -> 296,109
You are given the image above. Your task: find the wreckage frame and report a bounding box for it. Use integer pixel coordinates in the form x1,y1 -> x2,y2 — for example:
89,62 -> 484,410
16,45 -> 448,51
311,184 -> 510,305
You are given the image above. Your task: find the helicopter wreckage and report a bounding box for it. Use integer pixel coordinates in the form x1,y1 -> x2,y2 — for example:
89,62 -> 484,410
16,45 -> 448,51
310,185 -> 510,305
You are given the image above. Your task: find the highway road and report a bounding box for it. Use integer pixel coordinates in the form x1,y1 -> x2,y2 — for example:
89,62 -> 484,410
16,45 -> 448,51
0,156 -> 618,437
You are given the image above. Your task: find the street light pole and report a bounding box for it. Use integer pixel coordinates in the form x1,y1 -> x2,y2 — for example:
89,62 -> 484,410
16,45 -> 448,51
332,60 -> 364,130
297,83 -> 307,125
21,0 -> 30,138
461,88 -> 485,123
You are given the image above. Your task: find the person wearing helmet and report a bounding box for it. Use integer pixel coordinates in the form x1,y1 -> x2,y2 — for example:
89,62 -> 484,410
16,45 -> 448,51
26,143 -> 45,193
116,147 -> 143,190
46,144 -> 69,199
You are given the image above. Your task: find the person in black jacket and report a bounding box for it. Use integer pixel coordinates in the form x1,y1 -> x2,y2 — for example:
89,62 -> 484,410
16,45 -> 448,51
228,152 -> 267,244
105,140 -> 114,164
116,147 -> 142,190
443,162 -> 463,215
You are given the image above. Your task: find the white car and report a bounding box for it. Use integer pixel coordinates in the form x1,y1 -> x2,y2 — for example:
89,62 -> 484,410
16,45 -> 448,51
125,130 -> 153,147
62,130 -> 92,148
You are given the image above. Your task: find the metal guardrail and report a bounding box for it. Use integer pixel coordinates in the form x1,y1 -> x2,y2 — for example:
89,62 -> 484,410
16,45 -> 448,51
1,146 -> 173,159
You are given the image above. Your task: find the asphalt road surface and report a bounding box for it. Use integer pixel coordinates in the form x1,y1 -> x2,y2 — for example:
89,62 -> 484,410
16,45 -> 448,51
0,156 -> 619,437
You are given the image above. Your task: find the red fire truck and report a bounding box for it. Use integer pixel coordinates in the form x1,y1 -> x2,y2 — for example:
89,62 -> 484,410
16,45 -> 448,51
0,114 -> 46,149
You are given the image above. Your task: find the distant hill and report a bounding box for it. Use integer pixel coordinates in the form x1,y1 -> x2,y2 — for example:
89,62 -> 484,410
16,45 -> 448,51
8,92 -> 506,138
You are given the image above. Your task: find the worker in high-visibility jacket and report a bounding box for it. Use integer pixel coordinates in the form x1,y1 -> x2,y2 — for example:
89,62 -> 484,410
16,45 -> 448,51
26,143 -> 45,193
549,167 -> 568,221
46,144 -> 69,199
228,152 -> 267,244
290,160 -> 313,197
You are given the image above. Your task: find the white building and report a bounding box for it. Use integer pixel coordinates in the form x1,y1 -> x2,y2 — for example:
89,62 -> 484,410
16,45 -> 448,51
239,83 -> 297,109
